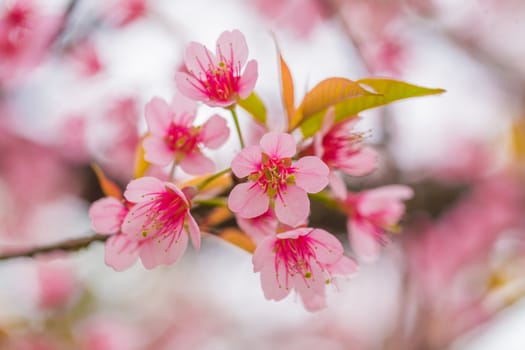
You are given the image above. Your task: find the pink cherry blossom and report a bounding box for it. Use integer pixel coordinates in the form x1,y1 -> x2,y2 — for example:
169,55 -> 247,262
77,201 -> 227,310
89,195 -> 140,271
314,109 -> 377,198
121,176 -> 201,269
253,227 -> 357,311
175,29 -> 258,107
143,93 -> 229,175
228,132 -> 329,227
345,185 -> 413,262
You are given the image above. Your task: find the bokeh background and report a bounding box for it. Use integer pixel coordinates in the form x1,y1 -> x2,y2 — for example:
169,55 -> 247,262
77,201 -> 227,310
1,0 -> 525,349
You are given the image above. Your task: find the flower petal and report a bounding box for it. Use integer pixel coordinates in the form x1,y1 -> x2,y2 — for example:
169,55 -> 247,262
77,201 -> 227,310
348,219 -> 382,263
252,236 -> 276,272
339,146 -> 378,176
89,197 -> 126,234
175,72 -> 209,102
307,228 -> 344,265
179,151 -> 215,175
260,261 -> 291,301
143,136 -> 173,166
294,156 -> 329,193
274,185 -> 309,227
328,255 -> 358,275
200,114 -> 230,149
123,177 -> 164,203
139,232 -> 189,269
216,29 -> 248,67
228,182 -> 269,218
329,171 -> 347,200
184,41 -> 217,78
105,235 -> 139,271
238,60 -> 258,99
231,145 -> 261,178
145,97 -> 172,136
187,213 -> 201,251
260,132 -> 296,159
170,92 -> 197,126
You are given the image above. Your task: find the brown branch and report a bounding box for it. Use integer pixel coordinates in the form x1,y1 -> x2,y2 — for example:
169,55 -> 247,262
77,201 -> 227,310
0,234 -> 109,261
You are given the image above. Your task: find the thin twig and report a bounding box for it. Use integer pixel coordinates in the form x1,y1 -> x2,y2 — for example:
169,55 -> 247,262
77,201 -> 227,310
0,234 -> 109,261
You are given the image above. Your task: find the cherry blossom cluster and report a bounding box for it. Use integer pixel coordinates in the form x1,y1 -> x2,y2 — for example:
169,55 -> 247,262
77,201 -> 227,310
89,29 -> 412,311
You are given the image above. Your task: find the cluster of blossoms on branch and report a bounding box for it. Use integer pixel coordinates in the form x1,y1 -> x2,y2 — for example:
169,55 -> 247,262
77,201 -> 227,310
89,29 -> 426,311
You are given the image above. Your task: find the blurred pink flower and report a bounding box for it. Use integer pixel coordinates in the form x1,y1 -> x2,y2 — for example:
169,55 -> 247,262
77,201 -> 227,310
175,29 -> 258,107
121,177 -> 200,269
68,39 -> 103,77
143,93 -> 229,174
37,261 -> 77,309
345,185 -> 413,262
106,0 -> 147,27
228,132 -> 329,227
0,0 -> 60,85
314,109 -> 377,198
253,227 -> 357,311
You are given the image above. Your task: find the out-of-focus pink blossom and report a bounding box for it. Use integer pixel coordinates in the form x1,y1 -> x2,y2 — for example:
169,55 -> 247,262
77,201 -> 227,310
228,132 -> 329,227
36,261 -> 77,309
0,0 -> 60,86
143,93 -> 229,175
106,0 -> 148,27
121,177 -> 200,269
78,317 -> 140,350
89,97 -> 141,181
314,109 -> 377,198
175,29 -> 258,107
253,227 -> 357,311
68,39 -> 103,77
345,185 -> 413,262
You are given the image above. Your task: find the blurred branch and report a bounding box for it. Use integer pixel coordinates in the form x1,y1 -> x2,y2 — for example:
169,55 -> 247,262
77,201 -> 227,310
0,234 -> 108,261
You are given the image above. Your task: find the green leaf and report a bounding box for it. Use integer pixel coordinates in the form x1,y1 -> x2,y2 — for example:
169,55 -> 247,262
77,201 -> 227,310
300,78 -> 445,138
238,92 -> 267,125
298,78 -> 372,121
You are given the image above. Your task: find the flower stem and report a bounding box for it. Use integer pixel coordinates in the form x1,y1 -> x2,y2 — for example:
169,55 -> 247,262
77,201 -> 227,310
193,197 -> 228,207
168,160 -> 177,181
196,168 -> 231,191
229,106 -> 245,148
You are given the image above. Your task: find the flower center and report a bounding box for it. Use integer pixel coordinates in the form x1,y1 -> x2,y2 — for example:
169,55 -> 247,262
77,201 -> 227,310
134,187 -> 188,241
323,127 -> 365,164
249,153 -> 296,198
201,62 -> 240,102
274,235 -> 316,281
164,123 -> 200,154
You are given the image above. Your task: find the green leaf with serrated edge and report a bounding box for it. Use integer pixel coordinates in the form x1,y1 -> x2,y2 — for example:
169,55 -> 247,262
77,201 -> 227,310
238,92 -> 267,125
300,78 -> 445,138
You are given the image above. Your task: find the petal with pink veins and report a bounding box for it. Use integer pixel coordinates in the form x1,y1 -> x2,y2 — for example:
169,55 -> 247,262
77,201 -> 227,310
231,145 -> 262,177
339,146 -> 378,176
184,42 -> 217,78
200,114 -> 230,149
170,92 -> 197,122
228,182 -> 269,218
260,132 -> 296,159
215,29 -> 248,67
307,228 -> 344,265
179,151 -> 215,175
174,72 -> 209,101
294,156 -> 329,193
124,176 -> 164,203
105,235 -> 139,271
274,185 -> 309,227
